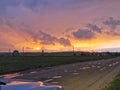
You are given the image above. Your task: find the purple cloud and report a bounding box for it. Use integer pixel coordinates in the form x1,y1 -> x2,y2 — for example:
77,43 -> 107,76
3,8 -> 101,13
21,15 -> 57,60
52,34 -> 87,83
103,17 -> 120,30
87,23 -> 102,33
58,38 -> 71,47
72,29 -> 95,39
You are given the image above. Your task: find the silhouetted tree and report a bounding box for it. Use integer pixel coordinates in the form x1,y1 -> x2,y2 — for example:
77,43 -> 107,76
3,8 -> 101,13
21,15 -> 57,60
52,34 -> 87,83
12,50 -> 20,56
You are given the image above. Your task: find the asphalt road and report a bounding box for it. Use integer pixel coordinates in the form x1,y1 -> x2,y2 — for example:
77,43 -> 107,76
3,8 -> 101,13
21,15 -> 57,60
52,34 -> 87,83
1,57 -> 120,90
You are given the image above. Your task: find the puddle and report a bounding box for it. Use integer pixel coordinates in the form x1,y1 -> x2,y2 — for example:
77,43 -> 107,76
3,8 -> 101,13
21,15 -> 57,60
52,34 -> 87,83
108,64 -> 112,67
97,66 -> 100,68
100,68 -> 104,71
80,66 -> 90,70
64,70 -> 68,72
1,73 -> 22,79
52,76 -> 62,79
91,65 -> 96,68
44,79 -> 53,83
72,73 -> 79,75
51,82 -> 59,84
73,70 -> 77,72
100,67 -> 106,71
30,71 -> 37,74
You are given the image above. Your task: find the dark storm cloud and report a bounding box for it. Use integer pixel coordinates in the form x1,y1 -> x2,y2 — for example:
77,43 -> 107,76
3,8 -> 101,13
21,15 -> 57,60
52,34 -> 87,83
72,17 -> 120,40
106,31 -> 120,36
103,17 -> 120,30
87,24 -> 102,33
36,31 -> 72,46
37,31 -> 57,45
72,29 -> 95,39
0,17 -> 64,46
58,38 -> 71,47
0,14 -> 72,47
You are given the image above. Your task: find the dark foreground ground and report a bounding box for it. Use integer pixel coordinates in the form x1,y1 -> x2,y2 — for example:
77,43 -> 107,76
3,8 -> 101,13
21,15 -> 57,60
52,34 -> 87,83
0,53 -> 116,75
103,73 -> 120,90
1,57 -> 120,90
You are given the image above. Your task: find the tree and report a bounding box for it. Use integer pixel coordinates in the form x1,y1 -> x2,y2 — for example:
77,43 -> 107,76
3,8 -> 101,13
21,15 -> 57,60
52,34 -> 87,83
12,50 -> 20,56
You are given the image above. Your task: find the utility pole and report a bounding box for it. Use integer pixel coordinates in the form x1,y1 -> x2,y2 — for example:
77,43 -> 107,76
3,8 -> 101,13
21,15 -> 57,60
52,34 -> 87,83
22,47 -> 25,56
42,49 -> 44,56
73,46 -> 76,56
22,47 -> 24,53
73,46 -> 74,53
9,49 -> 11,55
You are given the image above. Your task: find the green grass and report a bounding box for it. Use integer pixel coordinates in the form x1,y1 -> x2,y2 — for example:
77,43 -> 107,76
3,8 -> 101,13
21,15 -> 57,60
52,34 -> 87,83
103,74 -> 120,90
0,55 -> 117,75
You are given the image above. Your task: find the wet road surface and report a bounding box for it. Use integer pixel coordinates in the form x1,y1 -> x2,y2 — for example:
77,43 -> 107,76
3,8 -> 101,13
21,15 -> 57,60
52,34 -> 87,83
1,57 -> 120,90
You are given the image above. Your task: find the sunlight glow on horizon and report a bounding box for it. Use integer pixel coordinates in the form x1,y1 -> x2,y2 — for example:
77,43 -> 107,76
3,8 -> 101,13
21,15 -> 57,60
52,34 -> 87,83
34,47 -> 41,51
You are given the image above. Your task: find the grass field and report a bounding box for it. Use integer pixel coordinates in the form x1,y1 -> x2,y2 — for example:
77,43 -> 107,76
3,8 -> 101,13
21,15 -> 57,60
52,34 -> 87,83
0,52 -> 119,75
103,74 -> 120,90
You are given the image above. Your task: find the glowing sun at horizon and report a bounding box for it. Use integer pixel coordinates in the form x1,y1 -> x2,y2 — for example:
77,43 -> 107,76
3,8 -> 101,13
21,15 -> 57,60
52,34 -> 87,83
34,47 -> 41,51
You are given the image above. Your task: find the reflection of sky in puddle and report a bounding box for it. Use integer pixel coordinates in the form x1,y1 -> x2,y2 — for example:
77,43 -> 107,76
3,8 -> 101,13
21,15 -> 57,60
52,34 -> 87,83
72,73 -> 79,75
73,70 -> 77,72
7,81 -> 31,85
108,61 -> 119,67
44,79 -> 53,83
80,66 -> 90,70
64,70 -> 68,72
52,76 -> 62,79
51,82 -> 59,84
98,63 -> 101,65
91,65 -> 96,68
7,81 -> 44,87
97,66 -> 100,68
30,71 -> 37,74
1,73 -> 22,79
100,68 -> 104,71
100,67 -> 106,71
112,62 -> 119,65
0,78 -> 44,87
108,64 -> 112,67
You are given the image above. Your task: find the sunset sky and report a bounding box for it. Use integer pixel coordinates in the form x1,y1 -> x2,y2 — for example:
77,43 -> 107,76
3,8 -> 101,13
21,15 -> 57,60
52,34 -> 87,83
0,0 -> 120,52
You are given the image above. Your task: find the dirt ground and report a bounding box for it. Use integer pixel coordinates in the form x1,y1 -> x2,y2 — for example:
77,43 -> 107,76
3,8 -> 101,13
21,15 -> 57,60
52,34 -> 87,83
1,57 -> 120,90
